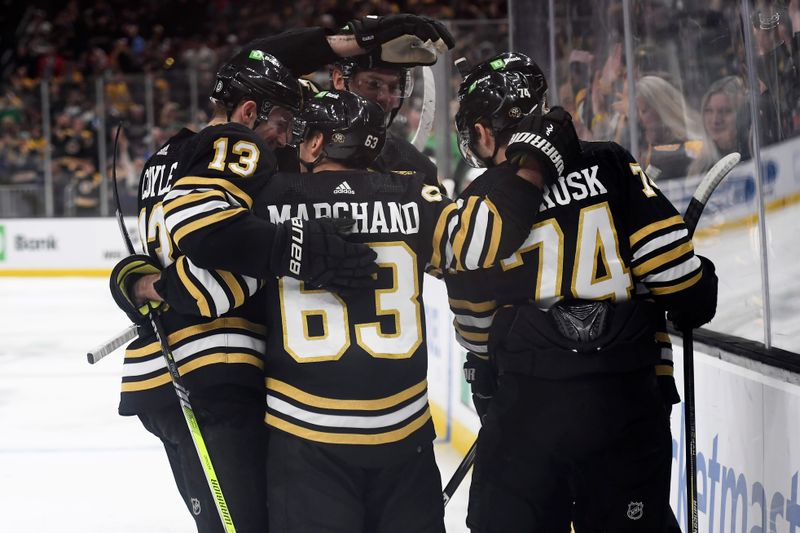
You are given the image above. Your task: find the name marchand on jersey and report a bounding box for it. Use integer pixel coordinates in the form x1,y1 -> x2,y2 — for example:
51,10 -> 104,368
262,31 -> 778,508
266,200 -> 421,235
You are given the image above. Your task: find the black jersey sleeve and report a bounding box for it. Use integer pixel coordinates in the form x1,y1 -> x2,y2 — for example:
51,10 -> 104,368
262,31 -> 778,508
154,256 -> 263,318
373,133 -> 439,186
418,167 -> 543,273
246,28 -> 339,76
162,123 -> 280,277
611,143 -> 717,314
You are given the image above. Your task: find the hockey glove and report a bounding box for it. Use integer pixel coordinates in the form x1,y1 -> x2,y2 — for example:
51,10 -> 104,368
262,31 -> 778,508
667,256 -> 718,331
110,255 -> 163,327
505,106 -> 582,184
656,362 -> 681,417
464,352 -> 497,421
270,217 -> 379,292
343,14 -> 455,66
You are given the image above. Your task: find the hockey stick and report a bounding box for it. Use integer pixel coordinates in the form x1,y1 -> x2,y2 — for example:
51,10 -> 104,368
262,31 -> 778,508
87,324 -> 139,364
680,151 -> 740,533
442,438 -> 477,507
110,124 -> 237,532
438,152 -> 742,515
411,65 -> 435,150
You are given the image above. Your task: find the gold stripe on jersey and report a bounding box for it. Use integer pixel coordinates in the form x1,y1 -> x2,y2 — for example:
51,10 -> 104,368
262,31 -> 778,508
451,197 -> 480,270
121,352 -> 264,392
448,297 -> 498,313
125,317 -> 266,358
169,176 -> 254,208
629,215 -> 684,247
648,270 -> 703,295
454,322 -> 489,343
430,202 -> 458,269
656,332 -> 671,343
173,207 -> 247,247
176,256 -> 211,316
219,271 -> 246,309
481,197 -> 503,268
162,189 -> 227,217
632,241 -> 694,277
655,364 -> 674,376
265,407 -> 431,445
266,378 -> 427,411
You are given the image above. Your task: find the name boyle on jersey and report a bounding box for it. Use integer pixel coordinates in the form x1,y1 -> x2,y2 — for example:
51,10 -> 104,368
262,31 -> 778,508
539,164 -> 607,212
264,200 -> 421,235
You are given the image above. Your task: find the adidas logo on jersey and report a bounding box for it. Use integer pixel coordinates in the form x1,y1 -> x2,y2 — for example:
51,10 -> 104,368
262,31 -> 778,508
333,181 -> 355,194
156,144 -> 170,156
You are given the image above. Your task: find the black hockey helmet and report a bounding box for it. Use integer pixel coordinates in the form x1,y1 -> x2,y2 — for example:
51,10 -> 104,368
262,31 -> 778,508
455,52 -> 548,167
211,47 -> 302,127
332,51 -> 413,125
298,90 -> 386,169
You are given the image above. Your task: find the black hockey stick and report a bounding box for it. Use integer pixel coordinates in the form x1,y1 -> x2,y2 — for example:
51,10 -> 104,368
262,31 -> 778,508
680,151 -> 740,533
443,438 -> 477,507
110,124 -> 237,532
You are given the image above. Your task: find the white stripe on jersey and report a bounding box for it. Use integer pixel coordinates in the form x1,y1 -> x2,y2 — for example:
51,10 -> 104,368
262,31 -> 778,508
455,336 -> 487,354
453,313 -> 494,329
632,228 -> 688,261
164,199 -> 231,229
242,275 -> 259,295
442,211 -> 459,268
464,202 -> 490,270
267,393 -> 429,430
123,333 -> 264,377
186,258 -> 232,315
643,255 -> 701,282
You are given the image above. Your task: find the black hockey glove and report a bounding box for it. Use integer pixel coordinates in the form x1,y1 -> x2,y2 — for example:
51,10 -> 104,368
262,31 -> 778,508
505,106 -> 582,184
463,352 -> 497,421
270,217 -> 379,292
667,256 -> 718,331
656,362 -> 681,417
110,255 -> 163,327
343,14 -> 455,66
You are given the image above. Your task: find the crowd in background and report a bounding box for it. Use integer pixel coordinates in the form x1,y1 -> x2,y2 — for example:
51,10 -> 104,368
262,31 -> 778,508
1,0 -> 799,216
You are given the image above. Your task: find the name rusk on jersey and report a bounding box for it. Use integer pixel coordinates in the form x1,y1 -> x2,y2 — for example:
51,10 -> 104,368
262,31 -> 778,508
265,201 -> 421,235
539,164 -> 607,211
141,162 -> 178,200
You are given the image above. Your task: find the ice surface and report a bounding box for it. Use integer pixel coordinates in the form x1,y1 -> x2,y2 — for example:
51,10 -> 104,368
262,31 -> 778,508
0,277 -> 471,532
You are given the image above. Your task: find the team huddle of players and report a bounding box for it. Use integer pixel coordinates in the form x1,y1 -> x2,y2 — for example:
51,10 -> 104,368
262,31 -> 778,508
109,13 -> 718,533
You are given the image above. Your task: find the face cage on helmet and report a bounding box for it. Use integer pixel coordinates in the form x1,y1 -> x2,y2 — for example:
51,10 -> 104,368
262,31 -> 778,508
457,126 -> 489,169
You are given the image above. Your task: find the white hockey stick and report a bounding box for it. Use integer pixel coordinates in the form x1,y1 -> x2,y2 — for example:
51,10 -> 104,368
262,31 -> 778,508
87,324 -> 140,364
411,66 -> 435,150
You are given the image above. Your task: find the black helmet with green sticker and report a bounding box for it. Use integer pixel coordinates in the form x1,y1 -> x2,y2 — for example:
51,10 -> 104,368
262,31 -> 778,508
454,52 -> 548,168
297,90 -> 386,169
212,46 -> 302,123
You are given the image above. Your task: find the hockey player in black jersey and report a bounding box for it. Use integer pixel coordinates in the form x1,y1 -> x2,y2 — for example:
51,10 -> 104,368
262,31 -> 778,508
138,87 -> 551,531
109,49 -> 379,532
238,14 -> 453,185
446,52 -> 718,533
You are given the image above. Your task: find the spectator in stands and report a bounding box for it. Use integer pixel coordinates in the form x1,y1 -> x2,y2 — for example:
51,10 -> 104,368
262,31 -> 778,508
636,75 -> 717,179
701,76 -> 749,158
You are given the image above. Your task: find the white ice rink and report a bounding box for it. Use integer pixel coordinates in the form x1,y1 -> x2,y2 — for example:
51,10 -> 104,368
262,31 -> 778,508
0,277 -> 471,532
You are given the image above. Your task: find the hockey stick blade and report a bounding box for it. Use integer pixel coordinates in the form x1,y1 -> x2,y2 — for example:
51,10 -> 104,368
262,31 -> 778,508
684,152 -> 741,236
87,324 -> 139,364
412,66 -> 435,150
442,438 -> 478,507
